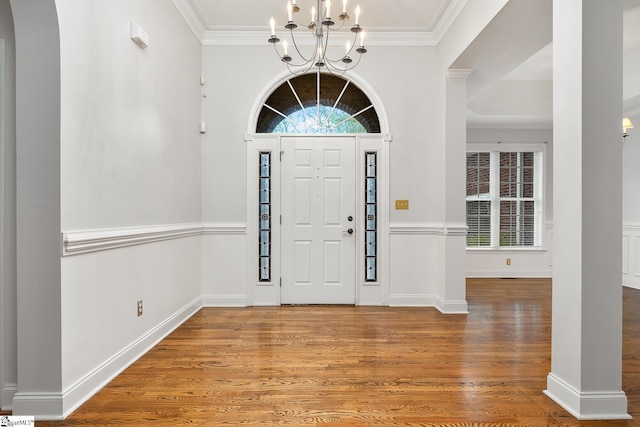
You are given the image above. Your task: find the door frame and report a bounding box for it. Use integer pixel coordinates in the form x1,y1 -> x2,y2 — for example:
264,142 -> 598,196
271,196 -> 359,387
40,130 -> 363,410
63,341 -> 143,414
245,133 -> 390,306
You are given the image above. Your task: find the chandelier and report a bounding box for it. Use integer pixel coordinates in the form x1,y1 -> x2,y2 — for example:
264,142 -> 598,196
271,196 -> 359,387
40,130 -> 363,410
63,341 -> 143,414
268,0 -> 367,75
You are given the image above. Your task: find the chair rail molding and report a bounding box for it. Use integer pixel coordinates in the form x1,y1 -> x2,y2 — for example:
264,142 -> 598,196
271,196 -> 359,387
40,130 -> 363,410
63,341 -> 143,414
61,223 -> 203,256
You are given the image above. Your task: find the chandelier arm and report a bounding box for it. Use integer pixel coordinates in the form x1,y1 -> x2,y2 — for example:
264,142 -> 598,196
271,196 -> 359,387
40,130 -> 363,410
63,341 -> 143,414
330,52 -> 363,73
326,19 -> 346,32
271,41 -> 282,59
284,60 -> 319,77
289,28 -> 314,63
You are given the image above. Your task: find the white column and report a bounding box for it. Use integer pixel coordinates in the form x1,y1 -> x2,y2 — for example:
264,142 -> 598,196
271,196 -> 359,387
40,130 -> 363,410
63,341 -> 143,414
437,69 -> 472,314
545,0 -> 629,420
10,0 -> 63,419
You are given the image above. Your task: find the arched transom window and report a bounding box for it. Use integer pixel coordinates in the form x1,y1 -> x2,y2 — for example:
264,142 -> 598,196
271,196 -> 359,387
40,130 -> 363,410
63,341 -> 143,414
256,72 -> 380,134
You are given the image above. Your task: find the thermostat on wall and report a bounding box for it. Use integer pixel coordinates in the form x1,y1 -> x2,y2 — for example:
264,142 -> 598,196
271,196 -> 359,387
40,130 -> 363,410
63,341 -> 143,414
130,21 -> 149,49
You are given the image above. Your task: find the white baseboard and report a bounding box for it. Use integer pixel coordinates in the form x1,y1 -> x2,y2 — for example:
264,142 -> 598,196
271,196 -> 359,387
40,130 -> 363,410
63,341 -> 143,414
1,383 -> 17,411
202,294 -> 248,307
466,269 -> 552,278
545,373 -> 631,420
434,296 -> 469,314
11,392 -> 64,421
11,297 -> 202,420
388,294 -> 436,307
623,274 -> 640,290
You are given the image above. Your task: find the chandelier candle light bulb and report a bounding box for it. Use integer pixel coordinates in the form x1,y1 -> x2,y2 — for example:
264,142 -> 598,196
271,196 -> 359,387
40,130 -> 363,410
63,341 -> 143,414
287,2 -> 293,22
355,5 -> 360,25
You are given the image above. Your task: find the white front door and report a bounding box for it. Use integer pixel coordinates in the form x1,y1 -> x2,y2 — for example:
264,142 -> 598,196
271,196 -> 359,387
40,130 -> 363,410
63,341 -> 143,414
281,137 -> 356,304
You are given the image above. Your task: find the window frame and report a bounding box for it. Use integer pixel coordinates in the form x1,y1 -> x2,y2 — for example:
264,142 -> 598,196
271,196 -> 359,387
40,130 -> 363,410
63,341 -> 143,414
465,143 -> 546,250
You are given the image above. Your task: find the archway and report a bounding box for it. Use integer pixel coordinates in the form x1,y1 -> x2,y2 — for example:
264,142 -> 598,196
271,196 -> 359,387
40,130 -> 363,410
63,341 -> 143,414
6,0 -> 62,418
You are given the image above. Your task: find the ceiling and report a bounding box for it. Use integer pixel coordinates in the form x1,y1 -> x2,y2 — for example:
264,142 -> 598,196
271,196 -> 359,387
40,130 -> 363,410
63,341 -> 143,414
184,0 -> 640,128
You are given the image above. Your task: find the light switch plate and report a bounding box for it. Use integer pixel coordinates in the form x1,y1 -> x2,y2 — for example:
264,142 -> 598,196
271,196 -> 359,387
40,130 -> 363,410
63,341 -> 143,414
395,200 -> 409,210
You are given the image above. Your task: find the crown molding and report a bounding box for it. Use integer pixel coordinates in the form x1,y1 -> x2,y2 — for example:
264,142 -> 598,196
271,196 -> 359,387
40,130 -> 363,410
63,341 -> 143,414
171,0 -> 468,47
432,0 -> 469,41
203,30 -> 440,47
175,0 -> 469,47
171,0 -> 207,44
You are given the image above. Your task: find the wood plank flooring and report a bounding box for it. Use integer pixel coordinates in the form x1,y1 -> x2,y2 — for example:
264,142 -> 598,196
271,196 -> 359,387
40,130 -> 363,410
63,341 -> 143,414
36,278 -> 640,426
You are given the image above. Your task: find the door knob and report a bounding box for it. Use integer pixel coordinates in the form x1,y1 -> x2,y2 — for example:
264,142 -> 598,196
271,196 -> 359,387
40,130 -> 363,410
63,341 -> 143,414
348,216 -> 353,222
344,228 -> 354,235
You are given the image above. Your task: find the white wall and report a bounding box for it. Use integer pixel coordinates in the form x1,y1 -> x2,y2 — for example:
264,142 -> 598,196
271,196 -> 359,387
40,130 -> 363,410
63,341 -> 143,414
466,128 -> 553,277
56,0 -> 203,417
9,0 -> 203,419
0,0 -> 17,410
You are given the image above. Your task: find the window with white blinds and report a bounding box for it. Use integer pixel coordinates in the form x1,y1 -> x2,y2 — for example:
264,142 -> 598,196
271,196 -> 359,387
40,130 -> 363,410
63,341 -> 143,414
466,150 -> 543,248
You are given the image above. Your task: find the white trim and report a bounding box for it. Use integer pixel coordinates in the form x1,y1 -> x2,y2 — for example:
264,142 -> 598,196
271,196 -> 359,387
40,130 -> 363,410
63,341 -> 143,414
447,68 -> 473,79
170,0 -> 206,43
388,293 -> 437,307
445,222 -> 468,236
622,222 -> 640,289
12,296 -> 202,420
545,373 -> 631,420
202,222 -> 246,235
434,296 -> 469,314
61,223 -> 203,256
0,38 -> 7,412
202,294 -> 248,307
62,222 -> 247,256
246,70 -> 391,135
466,269 -> 552,278
168,0 -> 469,46
389,222 -> 444,235
433,0 -> 469,42
388,222 -> 466,236
11,392 -> 63,421
1,384 -> 15,411
203,30 -> 442,47
623,222 -> 640,233
174,0 -> 467,47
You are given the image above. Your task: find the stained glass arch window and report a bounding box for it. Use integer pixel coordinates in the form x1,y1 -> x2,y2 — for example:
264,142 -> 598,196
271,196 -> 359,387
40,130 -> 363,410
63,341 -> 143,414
256,72 -> 381,134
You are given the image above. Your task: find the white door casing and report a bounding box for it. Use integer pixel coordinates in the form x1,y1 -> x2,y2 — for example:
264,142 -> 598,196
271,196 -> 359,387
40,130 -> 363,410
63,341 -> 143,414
246,134 -> 389,306
280,137 -> 356,304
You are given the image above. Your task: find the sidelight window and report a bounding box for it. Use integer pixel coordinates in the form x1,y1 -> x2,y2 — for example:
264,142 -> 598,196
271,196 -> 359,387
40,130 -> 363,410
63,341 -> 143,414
365,152 -> 377,281
259,152 -> 272,281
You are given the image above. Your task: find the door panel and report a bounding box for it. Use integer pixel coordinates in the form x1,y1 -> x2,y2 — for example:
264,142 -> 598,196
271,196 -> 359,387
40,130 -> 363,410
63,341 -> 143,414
281,137 -> 356,304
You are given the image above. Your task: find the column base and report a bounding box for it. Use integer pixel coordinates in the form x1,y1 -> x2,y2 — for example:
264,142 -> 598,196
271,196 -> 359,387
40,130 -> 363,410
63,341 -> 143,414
545,373 -> 631,420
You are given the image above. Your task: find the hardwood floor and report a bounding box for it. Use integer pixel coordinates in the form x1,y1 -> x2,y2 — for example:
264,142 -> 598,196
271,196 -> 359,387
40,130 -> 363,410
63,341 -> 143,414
36,278 -> 640,426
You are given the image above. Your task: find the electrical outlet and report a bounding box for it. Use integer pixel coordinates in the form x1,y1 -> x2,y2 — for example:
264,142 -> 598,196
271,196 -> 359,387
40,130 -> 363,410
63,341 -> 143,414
506,258 -> 511,266
137,300 -> 143,316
